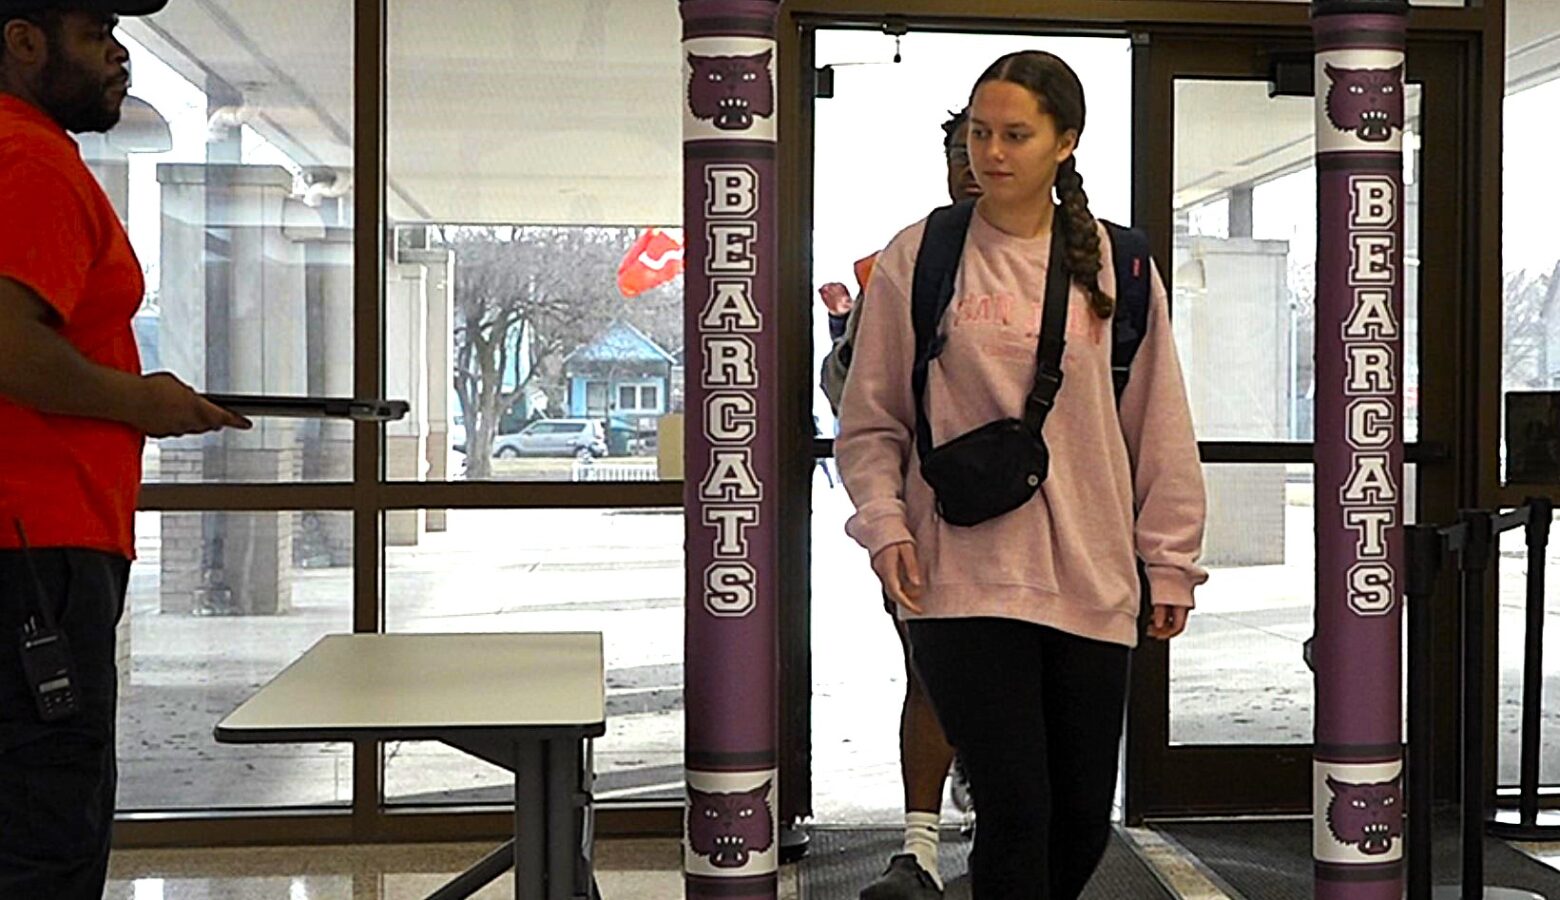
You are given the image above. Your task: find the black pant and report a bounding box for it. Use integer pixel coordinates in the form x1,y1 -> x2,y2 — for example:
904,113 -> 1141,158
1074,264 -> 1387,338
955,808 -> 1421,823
0,549 -> 128,900
907,617 -> 1130,900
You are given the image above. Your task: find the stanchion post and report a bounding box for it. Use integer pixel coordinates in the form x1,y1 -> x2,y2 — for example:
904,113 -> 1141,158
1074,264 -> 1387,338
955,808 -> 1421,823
1518,498 -> 1552,829
1456,509 -> 1493,898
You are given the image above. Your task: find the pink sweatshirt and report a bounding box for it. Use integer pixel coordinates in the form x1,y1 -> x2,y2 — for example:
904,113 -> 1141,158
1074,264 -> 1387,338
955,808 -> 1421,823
836,208 -> 1208,648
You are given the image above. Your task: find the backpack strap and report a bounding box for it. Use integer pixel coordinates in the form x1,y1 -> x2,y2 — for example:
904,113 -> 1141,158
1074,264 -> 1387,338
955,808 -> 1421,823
910,199 -> 977,464
1103,221 -> 1152,406
1020,224 -> 1071,437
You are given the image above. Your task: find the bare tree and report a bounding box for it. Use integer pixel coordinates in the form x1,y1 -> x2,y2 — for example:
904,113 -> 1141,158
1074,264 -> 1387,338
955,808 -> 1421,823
1503,265 -> 1557,392
438,225 -> 683,477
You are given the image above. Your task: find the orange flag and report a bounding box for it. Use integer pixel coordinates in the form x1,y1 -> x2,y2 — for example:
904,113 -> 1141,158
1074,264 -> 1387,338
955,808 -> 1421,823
618,228 -> 686,298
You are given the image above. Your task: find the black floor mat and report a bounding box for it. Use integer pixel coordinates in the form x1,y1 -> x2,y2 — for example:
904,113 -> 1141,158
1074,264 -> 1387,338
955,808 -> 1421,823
797,827 -> 1175,898
1158,819 -> 1560,900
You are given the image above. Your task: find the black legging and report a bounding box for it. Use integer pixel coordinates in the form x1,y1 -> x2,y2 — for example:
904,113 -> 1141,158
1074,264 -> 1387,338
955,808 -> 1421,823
907,617 -> 1130,899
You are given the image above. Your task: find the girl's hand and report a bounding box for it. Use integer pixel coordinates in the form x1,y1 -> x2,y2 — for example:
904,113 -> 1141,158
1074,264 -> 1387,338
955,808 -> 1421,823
871,541 -> 924,614
1148,604 -> 1190,640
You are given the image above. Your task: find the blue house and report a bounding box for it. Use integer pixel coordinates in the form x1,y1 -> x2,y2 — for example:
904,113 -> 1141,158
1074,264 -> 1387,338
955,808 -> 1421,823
562,321 -> 676,428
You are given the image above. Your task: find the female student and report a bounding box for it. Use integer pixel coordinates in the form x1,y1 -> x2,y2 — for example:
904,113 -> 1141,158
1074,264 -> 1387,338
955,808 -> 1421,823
836,51 -> 1208,898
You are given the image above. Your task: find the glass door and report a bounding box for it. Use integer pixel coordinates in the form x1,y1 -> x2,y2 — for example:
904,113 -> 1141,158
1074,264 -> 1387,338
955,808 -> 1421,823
1125,33 -> 1466,820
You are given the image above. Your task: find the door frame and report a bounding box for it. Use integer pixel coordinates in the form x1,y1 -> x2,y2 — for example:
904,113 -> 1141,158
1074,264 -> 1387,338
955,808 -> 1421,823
1124,31 -> 1476,820
775,3 -> 1499,827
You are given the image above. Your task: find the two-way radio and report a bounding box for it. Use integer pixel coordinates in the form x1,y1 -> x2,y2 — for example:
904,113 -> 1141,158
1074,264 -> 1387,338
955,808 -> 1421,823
12,520 -> 79,722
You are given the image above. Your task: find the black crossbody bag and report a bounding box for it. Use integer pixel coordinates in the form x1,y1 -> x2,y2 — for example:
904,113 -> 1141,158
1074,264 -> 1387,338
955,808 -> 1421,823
912,204 -> 1071,527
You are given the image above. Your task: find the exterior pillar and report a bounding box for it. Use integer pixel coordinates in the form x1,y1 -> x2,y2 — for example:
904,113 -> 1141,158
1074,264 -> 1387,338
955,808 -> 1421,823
155,163 -> 315,615
401,245 -> 456,526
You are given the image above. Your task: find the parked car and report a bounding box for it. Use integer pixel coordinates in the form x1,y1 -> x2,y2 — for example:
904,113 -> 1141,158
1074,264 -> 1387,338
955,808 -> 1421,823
492,418 -> 607,459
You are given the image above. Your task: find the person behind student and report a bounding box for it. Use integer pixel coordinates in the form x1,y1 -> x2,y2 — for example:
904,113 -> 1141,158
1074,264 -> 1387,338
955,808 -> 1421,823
836,51 -> 1207,899
0,2 -> 251,896
817,107 -> 979,900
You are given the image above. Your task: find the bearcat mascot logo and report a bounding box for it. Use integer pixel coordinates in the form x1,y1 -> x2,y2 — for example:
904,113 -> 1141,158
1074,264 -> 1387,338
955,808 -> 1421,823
1325,63 -> 1405,143
688,51 -> 774,132
1326,774 -> 1403,855
686,781 -> 774,868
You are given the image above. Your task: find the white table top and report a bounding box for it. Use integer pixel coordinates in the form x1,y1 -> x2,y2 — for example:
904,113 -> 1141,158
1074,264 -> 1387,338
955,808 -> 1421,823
216,633 -> 605,741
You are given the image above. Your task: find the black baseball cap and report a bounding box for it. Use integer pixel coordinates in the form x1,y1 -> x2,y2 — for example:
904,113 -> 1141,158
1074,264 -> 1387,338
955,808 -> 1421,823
0,0 -> 168,17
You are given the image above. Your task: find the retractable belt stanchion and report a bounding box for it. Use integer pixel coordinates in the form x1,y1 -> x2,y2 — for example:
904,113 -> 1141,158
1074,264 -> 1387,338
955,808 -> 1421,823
1490,497 -> 1560,842
1435,508 -> 1542,900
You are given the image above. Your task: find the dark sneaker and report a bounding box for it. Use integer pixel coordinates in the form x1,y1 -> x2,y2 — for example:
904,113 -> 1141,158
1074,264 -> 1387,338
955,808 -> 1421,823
860,853 -> 943,899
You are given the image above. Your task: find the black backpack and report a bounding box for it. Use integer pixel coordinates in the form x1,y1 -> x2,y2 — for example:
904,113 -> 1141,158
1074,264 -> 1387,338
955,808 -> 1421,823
910,198 -> 1153,411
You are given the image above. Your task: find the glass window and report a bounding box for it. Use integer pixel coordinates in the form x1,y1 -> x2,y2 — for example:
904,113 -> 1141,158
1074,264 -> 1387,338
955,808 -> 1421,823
1500,0 -> 1560,482
615,383 -> 661,414
1173,80 -> 1423,443
1169,464 -> 1418,746
107,12 -> 355,485
388,0 -> 685,483
120,512 -> 353,810
1170,464 -> 1316,745
1497,0 -> 1560,788
382,510 -> 684,806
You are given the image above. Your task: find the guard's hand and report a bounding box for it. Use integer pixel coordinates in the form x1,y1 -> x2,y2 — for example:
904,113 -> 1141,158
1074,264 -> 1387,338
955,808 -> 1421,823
1148,604 -> 1190,641
819,282 -> 854,317
871,541 -> 924,614
131,372 -> 252,438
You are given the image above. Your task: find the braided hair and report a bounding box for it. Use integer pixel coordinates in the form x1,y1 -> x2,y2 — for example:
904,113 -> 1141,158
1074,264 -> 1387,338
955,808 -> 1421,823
971,51 -> 1113,319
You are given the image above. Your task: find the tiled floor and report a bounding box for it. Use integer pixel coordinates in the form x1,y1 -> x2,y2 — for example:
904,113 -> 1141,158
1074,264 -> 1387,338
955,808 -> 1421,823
101,834 -> 1560,899
107,840 -> 799,900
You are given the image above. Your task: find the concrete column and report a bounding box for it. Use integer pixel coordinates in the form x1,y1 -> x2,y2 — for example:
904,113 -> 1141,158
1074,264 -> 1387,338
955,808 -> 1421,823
1173,234 -> 1292,565
156,163 -> 212,615
223,166 -> 313,612
154,163 -> 316,614
385,257 -> 430,545
1228,185 -> 1255,240
81,148 -> 131,224
77,97 -> 172,225
401,246 -> 455,528
303,226 -> 355,565
157,164 -> 210,389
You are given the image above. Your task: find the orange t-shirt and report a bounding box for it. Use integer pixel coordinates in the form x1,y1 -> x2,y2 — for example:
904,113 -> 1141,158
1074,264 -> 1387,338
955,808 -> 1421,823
853,253 -> 878,296
0,95 -> 145,559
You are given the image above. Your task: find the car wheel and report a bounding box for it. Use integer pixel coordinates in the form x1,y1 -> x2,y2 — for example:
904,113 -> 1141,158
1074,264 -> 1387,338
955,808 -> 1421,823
575,447 -> 594,461
496,446 -> 520,459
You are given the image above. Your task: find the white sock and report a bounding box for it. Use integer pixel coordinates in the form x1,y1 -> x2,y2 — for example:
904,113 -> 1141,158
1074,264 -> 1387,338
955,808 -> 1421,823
904,811 -> 943,889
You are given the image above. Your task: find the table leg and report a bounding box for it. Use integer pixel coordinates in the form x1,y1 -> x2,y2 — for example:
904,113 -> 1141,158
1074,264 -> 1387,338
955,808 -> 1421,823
546,739 -> 578,900
427,842 -> 515,900
516,741 -> 546,900
581,739 -> 599,900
